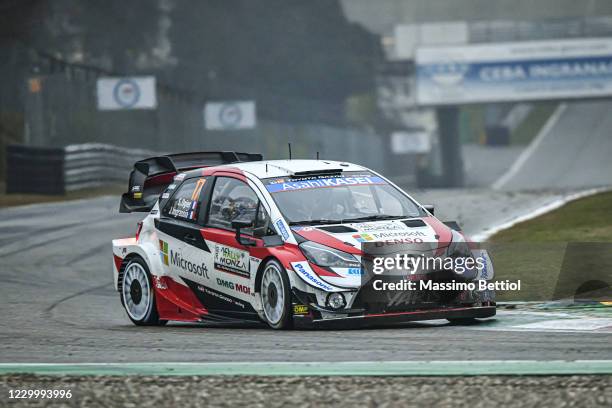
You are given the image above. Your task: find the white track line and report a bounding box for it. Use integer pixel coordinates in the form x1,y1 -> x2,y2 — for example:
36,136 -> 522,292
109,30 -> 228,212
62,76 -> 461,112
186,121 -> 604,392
492,103 -> 567,190
472,187 -> 612,241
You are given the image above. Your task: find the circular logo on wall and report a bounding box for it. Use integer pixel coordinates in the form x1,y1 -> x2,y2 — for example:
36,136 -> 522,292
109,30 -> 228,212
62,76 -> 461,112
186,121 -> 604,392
113,78 -> 141,108
218,103 -> 243,128
426,62 -> 469,87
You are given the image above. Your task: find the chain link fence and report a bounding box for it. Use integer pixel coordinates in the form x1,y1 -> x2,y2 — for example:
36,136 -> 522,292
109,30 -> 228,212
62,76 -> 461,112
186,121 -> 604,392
21,67 -> 387,180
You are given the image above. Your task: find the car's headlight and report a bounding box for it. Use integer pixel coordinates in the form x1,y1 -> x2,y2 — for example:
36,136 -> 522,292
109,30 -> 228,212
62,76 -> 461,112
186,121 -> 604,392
299,241 -> 360,268
446,230 -> 472,258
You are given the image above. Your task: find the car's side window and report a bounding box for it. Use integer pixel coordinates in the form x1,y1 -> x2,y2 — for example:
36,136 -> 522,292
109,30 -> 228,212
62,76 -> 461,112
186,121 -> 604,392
162,177 -> 207,222
207,177 -> 262,234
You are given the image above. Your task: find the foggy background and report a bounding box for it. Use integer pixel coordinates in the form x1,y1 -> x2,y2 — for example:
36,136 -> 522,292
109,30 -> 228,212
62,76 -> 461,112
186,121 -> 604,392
2,0 -> 612,190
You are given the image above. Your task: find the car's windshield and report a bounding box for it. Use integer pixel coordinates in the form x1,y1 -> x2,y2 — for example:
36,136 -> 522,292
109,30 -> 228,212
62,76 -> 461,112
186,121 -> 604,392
263,172 -> 423,225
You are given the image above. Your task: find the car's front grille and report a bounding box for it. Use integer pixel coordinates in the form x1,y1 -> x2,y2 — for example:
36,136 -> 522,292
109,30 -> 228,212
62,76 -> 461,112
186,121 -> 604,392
350,270 -> 470,314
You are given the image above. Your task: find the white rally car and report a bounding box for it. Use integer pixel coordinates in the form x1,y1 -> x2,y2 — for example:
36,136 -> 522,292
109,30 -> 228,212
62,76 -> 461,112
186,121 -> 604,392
112,152 -> 495,329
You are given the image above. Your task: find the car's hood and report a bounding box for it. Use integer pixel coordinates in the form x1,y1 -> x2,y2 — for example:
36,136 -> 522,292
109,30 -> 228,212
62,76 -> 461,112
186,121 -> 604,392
291,216 -> 453,252
290,216 -> 455,288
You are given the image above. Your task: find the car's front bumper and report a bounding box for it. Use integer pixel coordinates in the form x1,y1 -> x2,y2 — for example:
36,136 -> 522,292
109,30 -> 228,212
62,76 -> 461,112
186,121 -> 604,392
292,305 -> 496,329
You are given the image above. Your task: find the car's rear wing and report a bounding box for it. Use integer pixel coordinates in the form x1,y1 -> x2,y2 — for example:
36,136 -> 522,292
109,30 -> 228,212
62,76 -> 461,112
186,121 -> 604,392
119,151 -> 262,213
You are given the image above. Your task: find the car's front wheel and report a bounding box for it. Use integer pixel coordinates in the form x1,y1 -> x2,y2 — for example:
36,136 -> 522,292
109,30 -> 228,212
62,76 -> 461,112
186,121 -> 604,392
260,259 -> 292,329
121,257 -> 167,326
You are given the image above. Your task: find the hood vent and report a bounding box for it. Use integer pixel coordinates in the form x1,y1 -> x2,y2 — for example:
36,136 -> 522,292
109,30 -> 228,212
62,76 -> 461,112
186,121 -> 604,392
402,219 -> 427,228
318,225 -> 358,233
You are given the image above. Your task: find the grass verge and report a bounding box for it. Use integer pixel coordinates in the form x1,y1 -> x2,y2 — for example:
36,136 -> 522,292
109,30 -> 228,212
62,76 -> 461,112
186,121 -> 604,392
489,191 -> 612,301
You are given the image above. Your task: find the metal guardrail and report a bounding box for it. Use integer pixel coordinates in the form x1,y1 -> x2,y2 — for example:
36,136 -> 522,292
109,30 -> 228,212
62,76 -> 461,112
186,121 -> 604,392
6,143 -> 158,194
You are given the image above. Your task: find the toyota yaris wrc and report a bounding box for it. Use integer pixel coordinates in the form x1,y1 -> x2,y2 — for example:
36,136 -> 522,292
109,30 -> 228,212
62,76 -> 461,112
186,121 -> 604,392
112,152 -> 495,329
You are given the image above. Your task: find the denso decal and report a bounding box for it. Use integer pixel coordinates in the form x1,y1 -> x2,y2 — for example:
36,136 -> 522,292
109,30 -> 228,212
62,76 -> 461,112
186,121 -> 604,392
291,262 -> 334,291
214,244 -> 250,278
275,219 -> 290,241
266,176 -> 386,193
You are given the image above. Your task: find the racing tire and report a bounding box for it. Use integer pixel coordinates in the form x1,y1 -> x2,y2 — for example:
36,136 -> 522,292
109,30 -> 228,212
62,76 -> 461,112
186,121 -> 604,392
260,259 -> 293,330
120,257 -> 167,326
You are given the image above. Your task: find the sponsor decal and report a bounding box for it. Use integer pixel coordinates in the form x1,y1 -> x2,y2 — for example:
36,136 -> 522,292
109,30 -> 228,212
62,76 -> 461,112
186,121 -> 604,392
191,178 -> 206,200
154,276 -> 167,289
216,278 -> 251,295
159,239 -> 169,265
197,284 -> 246,309
275,219 -> 290,241
160,239 -> 209,279
373,237 -> 424,246
352,221 -> 407,232
161,192 -> 170,199
352,233 -> 374,242
168,184 -> 176,190
214,244 -> 250,277
169,197 -> 198,220
131,185 -> 141,192
347,268 -> 364,275
175,173 -> 186,181
291,262 -> 333,291
293,304 -> 309,315
266,176 -> 386,193
133,192 -> 143,199
291,226 -> 314,232
369,230 -> 427,239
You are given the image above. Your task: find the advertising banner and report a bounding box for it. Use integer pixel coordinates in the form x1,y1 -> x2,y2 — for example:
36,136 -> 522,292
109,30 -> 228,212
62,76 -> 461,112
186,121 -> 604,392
416,38 -> 612,105
204,101 -> 256,130
97,76 -> 157,110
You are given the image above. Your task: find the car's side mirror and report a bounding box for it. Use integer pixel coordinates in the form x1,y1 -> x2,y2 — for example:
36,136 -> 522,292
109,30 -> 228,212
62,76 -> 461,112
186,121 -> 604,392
232,220 -> 257,246
423,204 -> 435,216
262,235 -> 284,247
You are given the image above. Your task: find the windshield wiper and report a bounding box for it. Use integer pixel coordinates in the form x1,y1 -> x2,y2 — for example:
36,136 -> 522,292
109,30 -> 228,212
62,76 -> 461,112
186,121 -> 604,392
343,214 -> 407,222
288,219 -> 344,226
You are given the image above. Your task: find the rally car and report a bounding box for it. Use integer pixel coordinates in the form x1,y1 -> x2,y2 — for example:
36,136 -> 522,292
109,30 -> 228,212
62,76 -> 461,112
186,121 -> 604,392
112,151 -> 495,329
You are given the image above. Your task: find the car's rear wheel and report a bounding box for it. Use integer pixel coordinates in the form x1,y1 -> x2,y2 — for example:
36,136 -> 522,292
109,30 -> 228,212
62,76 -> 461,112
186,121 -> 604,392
260,259 -> 292,329
121,257 -> 167,326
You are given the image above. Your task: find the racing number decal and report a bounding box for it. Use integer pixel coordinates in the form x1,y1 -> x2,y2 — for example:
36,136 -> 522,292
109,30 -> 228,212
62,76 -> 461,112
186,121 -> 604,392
191,178 -> 206,201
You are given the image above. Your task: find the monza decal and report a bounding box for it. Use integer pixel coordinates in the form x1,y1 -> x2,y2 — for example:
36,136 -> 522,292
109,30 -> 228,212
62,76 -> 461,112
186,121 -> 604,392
214,243 -> 250,278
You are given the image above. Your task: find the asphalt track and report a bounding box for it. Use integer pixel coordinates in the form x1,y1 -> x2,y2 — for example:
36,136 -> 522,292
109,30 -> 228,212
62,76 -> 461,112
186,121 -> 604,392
494,101 -> 612,191
1,191 -> 610,366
